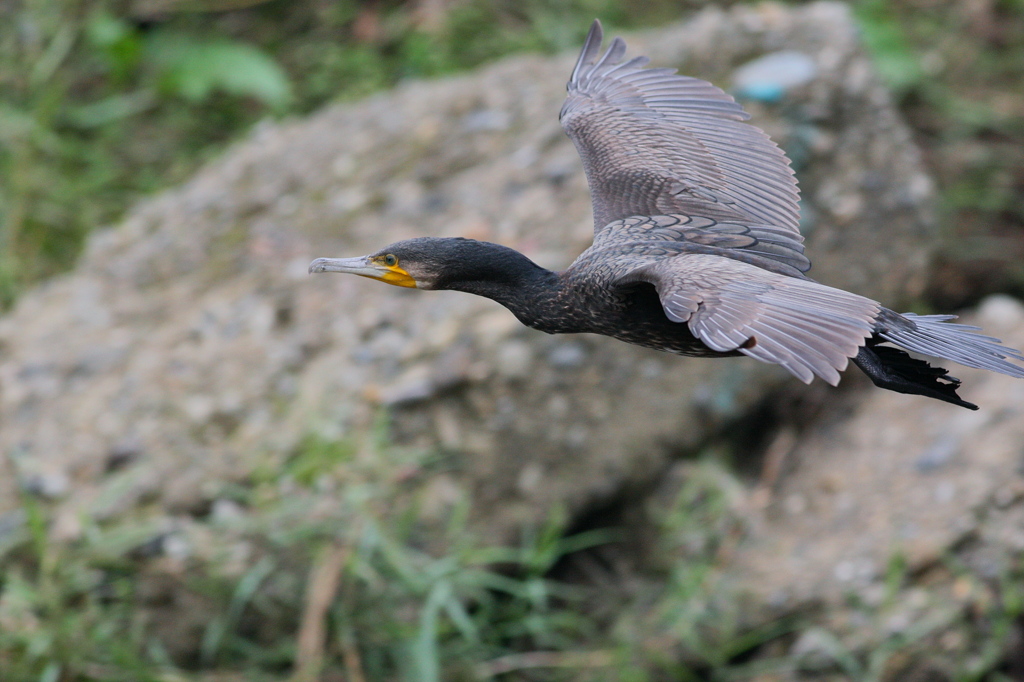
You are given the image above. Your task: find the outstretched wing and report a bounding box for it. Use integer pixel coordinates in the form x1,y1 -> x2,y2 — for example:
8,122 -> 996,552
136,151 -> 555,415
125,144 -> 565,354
561,20 -> 801,236
621,254 -> 880,385
594,213 -> 810,275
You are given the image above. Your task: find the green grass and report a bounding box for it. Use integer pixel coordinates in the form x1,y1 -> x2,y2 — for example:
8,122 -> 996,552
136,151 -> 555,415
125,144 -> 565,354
3,429 -> 1023,680
0,429 -> 783,681
0,423 -> 614,681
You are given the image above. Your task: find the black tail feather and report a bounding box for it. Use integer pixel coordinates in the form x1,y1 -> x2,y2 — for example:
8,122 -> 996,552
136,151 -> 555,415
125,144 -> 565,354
853,345 -> 978,410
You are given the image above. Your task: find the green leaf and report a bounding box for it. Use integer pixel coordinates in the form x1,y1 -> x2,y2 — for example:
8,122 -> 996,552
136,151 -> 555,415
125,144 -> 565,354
200,557 -> 275,666
854,0 -> 924,94
85,11 -> 132,49
145,31 -> 292,109
65,91 -> 156,129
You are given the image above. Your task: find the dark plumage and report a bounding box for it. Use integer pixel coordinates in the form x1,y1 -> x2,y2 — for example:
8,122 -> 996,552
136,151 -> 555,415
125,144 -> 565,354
310,20 -> 1024,410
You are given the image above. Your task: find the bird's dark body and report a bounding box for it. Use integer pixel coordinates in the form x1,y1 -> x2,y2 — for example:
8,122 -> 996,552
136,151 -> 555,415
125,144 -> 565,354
309,20 -> 1024,409
491,262 -> 721,358
560,281 -> 730,358
499,212 -> 808,356
436,227 -> 746,358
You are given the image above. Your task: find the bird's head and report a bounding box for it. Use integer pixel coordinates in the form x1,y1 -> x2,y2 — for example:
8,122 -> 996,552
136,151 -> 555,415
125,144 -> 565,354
308,237 -> 547,292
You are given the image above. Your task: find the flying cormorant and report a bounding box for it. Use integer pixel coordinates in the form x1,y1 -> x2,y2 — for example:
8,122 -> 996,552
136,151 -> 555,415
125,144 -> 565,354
310,20 -> 1024,409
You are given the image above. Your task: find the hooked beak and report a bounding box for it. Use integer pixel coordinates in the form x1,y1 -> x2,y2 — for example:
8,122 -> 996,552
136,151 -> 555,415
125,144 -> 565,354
308,256 -> 418,288
309,256 -> 377,276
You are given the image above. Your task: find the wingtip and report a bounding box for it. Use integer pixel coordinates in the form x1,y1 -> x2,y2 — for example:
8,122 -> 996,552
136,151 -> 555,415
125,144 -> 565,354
570,19 -> 605,86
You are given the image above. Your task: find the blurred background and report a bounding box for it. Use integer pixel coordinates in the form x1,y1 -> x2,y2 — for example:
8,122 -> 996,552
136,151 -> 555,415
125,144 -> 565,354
1,0 -> 1024,680
3,0 -> 1023,309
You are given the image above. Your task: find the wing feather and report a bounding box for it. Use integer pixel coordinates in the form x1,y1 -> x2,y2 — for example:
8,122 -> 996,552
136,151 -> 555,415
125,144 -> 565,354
620,254 -> 879,385
561,22 -> 801,235
590,213 -> 811,275
569,19 -> 605,84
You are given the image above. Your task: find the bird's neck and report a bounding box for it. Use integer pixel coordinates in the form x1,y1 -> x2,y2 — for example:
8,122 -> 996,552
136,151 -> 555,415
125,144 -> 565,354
443,260 -> 567,332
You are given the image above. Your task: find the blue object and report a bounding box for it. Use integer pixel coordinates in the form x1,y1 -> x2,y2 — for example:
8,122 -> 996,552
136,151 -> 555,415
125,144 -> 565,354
732,51 -> 818,103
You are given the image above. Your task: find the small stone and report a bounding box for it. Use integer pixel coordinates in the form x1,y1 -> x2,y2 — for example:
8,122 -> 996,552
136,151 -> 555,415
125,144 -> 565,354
546,394 -> 570,418
993,485 -> 1021,508
915,434 -> 959,473
329,186 -> 369,214
565,425 -> 588,448
639,360 -> 663,378
211,499 -> 245,524
978,294 -> 1024,329
830,193 -> 863,222
420,475 -> 464,520
733,50 -> 818,103
473,310 -> 521,346
828,558 -> 876,585
162,533 -> 192,562
21,472 -> 69,500
275,194 -> 300,216
52,511 -> 83,543
933,480 -> 956,504
462,108 -> 510,132
379,363 -> 434,405
510,145 -> 538,169
547,343 -> 586,369
183,394 -> 215,425
790,628 -> 838,670
425,319 -> 460,351
431,344 -> 474,388
106,440 -> 143,472
906,587 -> 930,609
542,159 -> 576,185
286,257 -> 312,280
331,154 -> 355,178
495,340 -> 533,379
884,610 -> 912,635
952,577 -> 972,601
833,560 -> 856,582
859,582 -> 886,607
517,463 -> 544,495
939,629 -> 965,652
784,493 -> 807,515
0,511 -> 26,546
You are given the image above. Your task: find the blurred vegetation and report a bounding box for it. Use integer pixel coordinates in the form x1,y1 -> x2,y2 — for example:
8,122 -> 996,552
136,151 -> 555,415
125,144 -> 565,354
3,0 -> 1024,679
0,421 -> 771,681
0,421 -> 604,680
0,0 -> 684,309
3,431 -> 1022,680
853,0 -> 1024,305
1,0 -> 1022,310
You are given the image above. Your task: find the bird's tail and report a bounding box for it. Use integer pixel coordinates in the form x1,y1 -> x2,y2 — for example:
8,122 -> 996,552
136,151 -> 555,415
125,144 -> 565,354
853,310 -> 1024,410
879,312 -> 1024,378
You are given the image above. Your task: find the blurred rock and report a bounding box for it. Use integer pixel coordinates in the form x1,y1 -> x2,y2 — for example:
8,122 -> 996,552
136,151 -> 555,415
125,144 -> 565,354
730,295 -> 1024,616
0,3 -> 936,541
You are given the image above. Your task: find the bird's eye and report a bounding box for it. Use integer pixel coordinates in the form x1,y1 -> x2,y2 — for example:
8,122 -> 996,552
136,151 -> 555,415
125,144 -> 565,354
384,254 -> 398,267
